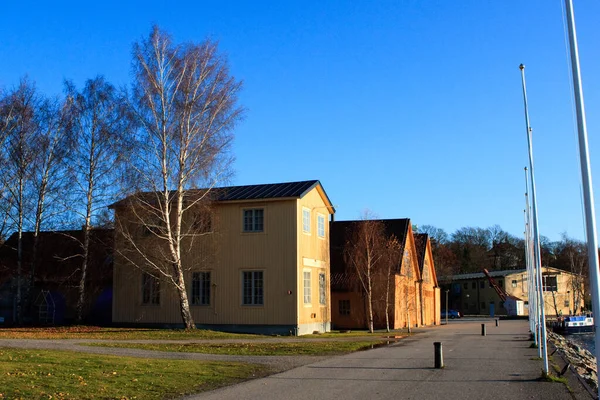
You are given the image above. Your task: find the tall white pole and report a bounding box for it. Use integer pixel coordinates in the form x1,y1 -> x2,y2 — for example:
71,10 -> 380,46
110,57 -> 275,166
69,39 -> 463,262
564,1 -> 600,393
519,64 -> 549,374
524,215 -> 535,338
527,197 -> 541,354
524,168 -> 537,343
525,168 -> 541,352
524,175 -> 533,336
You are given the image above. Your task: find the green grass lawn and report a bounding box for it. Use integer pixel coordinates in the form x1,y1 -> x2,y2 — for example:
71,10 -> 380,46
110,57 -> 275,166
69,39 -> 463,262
302,330 -> 409,339
0,326 -> 409,341
0,347 -> 268,399
0,326 -> 268,340
84,340 -> 388,356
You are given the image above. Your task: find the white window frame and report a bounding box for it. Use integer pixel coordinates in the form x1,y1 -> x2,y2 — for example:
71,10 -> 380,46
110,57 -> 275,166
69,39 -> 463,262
543,276 -> 558,292
317,213 -> 325,238
242,270 -> 264,305
319,272 -> 326,305
243,208 -> 264,233
302,207 -> 311,234
191,271 -> 211,306
303,270 -> 312,305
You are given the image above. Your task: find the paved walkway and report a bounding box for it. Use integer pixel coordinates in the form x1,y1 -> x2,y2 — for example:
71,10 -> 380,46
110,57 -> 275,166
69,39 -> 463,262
186,319 -> 592,400
0,319 -> 593,399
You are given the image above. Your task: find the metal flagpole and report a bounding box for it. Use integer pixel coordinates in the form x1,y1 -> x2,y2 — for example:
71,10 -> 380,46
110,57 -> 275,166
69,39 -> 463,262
519,64 -> 549,374
524,214 -> 535,339
564,1 -> 600,393
524,168 -> 537,344
525,168 -> 541,353
527,200 -> 541,355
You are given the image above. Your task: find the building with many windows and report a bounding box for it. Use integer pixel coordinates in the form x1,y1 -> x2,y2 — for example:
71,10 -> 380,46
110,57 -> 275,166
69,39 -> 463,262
440,267 -> 584,317
111,180 -> 335,335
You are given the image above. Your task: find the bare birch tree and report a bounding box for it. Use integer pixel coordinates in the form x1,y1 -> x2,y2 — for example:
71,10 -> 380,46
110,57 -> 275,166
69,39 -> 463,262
66,77 -> 132,322
117,26 -> 243,329
344,214 -> 386,333
561,235 -> 587,313
0,88 -> 19,243
382,235 -> 401,332
0,79 -> 38,323
28,96 -> 73,302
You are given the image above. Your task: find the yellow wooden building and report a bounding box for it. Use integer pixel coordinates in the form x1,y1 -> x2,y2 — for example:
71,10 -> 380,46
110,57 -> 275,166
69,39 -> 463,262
111,180 -> 335,335
445,267 -> 584,317
330,219 -> 432,330
414,233 -> 441,326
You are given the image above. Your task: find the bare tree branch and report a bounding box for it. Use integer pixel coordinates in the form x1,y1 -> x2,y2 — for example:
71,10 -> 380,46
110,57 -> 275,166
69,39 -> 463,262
115,26 -> 244,329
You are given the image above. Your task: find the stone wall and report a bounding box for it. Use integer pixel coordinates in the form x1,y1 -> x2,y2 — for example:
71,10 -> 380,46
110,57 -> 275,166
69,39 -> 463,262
548,331 -> 597,392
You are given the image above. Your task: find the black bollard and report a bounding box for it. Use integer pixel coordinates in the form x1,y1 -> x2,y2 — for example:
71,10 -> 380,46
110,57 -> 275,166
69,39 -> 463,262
434,342 -> 443,368
481,323 -> 486,336
495,318 -> 499,327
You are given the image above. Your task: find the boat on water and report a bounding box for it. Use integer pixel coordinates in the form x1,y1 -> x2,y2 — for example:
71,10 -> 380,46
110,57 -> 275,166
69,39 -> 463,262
553,314 -> 594,335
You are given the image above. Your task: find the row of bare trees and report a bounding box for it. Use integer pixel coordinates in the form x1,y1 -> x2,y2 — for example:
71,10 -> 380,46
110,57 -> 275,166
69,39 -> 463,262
0,26 -> 243,327
416,225 -> 586,273
0,78 -> 127,322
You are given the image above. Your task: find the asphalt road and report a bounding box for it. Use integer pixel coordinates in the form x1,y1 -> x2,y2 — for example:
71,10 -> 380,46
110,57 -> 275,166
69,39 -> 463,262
187,319 -> 591,400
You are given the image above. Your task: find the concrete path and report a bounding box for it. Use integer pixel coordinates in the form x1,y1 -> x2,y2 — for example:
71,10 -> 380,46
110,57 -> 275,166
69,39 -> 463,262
187,319 -> 592,400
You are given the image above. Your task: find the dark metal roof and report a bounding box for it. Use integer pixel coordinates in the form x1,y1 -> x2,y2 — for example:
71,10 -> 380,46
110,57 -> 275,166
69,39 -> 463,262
439,269 -> 527,282
439,266 -> 572,282
414,233 -> 428,269
329,218 -> 410,276
110,180 -> 335,212
212,180 -> 320,201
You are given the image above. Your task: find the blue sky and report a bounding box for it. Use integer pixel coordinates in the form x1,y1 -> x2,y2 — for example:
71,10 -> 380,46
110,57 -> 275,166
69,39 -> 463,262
2,1 -> 599,241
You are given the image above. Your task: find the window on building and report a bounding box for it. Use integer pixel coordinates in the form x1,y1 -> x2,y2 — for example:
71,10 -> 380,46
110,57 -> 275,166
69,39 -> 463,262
317,214 -> 325,238
339,299 -> 350,316
243,209 -> 264,232
543,276 -> 558,292
463,283 -> 468,289
319,273 -> 326,305
480,281 -> 484,289
564,299 -> 570,308
472,282 -> 476,289
303,271 -> 312,304
242,271 -> 264,305
191,272 -> 211,306
512,279 -> 517,288
302,208 -> 311,233
142,272 -> 160,305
